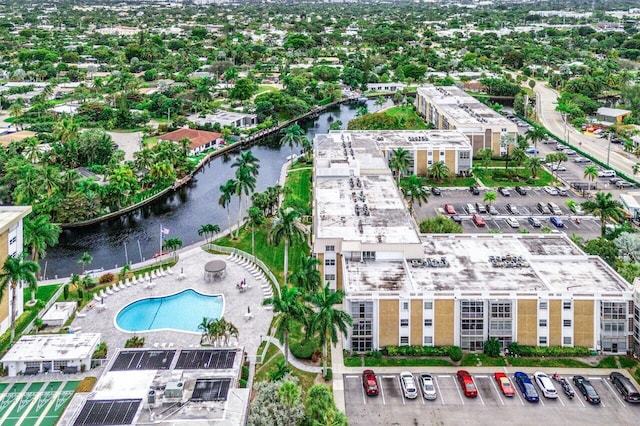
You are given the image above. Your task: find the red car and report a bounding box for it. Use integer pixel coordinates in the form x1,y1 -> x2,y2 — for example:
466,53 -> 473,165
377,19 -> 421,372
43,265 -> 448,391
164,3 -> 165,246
362,369 -> 379,396
457,370 -> 478,398
472,213 -> 486,227
444,203 -> 456,215
494,372 -> 515,397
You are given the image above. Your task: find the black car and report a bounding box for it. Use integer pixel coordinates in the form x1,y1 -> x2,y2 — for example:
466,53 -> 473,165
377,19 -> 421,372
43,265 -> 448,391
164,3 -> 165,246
573,376 -> 601,404
431,187 -> 441,195
469,185 -> 480,195
514,186 -> 527,195
451,215 -> 462,224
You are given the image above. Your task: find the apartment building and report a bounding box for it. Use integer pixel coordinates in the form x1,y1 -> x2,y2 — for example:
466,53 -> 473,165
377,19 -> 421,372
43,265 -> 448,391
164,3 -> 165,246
415,84 -> 518,155
0,206 -> 32,335
313,132 -> 636,355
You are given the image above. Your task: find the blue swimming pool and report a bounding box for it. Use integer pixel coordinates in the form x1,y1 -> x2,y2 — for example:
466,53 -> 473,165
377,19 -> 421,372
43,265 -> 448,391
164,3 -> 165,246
115,289 -> 224,333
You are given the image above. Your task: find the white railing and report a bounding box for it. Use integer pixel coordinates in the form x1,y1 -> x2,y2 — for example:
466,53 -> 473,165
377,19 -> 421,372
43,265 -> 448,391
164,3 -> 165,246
22,282 -> 68,335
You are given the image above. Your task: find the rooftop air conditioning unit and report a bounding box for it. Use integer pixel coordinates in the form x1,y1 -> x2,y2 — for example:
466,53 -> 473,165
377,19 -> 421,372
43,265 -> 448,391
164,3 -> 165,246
164,382 -> 184,399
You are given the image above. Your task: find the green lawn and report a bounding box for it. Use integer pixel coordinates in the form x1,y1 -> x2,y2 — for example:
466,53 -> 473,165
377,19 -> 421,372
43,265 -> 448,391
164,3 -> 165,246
382,106 -> 430,130
619,356 -> 640,369
345,357 -> 453,367
254,345 -> 318,392
423,176 -> 477,187
23,284 -> 60,306
461,353 -> 507,367
507,357 -> 592,368
597,356 -> 618,369
473,167 -> 556,187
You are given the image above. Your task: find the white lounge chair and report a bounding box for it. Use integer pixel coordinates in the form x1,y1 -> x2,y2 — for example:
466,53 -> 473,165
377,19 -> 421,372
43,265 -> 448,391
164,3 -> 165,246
93,293 -> 101,302
160,268 -> 166,277
167,267 -> 173,275
144,272 -> 150,281
106,287 -> 114,295
132,275 -> 138,284
119,282 -> 126,290
112,284 -> 120,292
97,304 -> 107,311
151,270 -> 157,279
125,279 -> 131,287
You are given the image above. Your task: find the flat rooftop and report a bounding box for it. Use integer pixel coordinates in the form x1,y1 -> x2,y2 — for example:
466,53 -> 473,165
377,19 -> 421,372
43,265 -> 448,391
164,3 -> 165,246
314,131 -> 421,246
0,205 -> 32,234
2,333 -> 100,362
344,235 -> 632,295
417,85 -> 516,129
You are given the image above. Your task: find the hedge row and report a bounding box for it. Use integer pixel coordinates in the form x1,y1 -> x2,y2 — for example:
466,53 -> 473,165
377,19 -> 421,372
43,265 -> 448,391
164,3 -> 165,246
508,343 -> 591,357
383,345 -> 452,357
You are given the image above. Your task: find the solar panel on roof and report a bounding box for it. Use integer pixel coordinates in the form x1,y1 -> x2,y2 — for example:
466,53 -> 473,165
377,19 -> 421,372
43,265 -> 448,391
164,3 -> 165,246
175,349 -> 236,370
110,350 -> 176,371
191,379 -> 231,402
74,399 -> 141,425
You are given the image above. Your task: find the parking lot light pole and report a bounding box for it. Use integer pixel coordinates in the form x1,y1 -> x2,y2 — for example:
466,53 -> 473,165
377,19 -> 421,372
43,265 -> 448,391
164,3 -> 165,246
606,132 -> 612,167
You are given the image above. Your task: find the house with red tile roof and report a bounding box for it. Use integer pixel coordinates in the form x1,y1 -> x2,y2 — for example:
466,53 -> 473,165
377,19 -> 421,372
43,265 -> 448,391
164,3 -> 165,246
157,128 -> 223,155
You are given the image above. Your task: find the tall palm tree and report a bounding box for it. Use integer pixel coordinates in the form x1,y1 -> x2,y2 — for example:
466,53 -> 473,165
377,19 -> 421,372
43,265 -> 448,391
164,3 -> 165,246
231,150 -> 261,179
281,124 -> 305,164
245,207 -> 264,257
233,167 -> 256,239
511,149 -> 527,168
399,175 -> 430,214
306,283 -> 353,375
525,157 -> 544,179
633,163 -> 640,176
269,207 -> 307,287
582,192 -> 626,236
0,255 -> 40,342
389,147 -> 412,184
278,381 -> 302,424
584,165 -> 598,187
262,286 -> 307,366
219,180 -> 236,236
77,251 -> 93,274
477,148 -> 493,173
428,161 -> 450,182
483,190 -> 497,206
525,126 -> 547,155
23,214 -> 61,275
198,224 -> 220,244
290,254 -> 321,293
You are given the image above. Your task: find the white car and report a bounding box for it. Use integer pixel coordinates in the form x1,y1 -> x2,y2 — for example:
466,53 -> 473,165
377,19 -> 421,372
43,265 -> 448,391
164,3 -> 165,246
419,373 -> 437,400
543,186 -> 558,195
400,371 -> 418,399
545,163 -> 566,171
534,372 -> 558,399
505,217 -> 520,228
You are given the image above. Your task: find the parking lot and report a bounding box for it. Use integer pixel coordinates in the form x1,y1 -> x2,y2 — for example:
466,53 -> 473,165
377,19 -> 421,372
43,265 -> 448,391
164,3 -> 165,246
344,371 -> 640,425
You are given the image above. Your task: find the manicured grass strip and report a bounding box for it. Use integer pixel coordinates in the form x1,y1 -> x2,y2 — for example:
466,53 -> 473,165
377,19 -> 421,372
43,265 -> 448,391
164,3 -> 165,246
21,381 -> 63,423
0,382 -> 27,416
507,357 -> 592,368
363,357 -> 452,367
5,382 -> 45,421
40,380 -> 80,425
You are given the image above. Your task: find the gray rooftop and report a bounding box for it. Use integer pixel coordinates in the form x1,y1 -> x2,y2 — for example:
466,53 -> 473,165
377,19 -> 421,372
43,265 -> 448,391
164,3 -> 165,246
343,235 -> 632,295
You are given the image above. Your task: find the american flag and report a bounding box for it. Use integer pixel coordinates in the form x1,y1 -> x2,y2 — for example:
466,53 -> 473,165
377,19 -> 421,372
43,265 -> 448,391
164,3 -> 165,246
161,225 -> 170,235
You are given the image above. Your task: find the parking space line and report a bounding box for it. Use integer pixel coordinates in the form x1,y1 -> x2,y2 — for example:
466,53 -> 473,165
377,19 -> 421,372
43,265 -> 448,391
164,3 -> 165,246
602,377 -> 626,408
568,380 -> 585,407
398,377 -> 406,405
539,395 -> 545,406
359,377 -> 366,405
379,375 -> 386,405
475,380 -> 485,406
488,376 -> 505,406
509,375 -> 525,406
556,394 -> 565,407
451,376 -> 465,405
434,376 -> 445,405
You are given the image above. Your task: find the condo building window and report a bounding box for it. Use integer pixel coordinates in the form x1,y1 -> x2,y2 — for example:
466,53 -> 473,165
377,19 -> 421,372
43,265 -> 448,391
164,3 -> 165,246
539,319 -> 547,327
423,336 -> 433,345
325,259 -> 335,266
539,336 -> 547,345
563,320 -> 571,327
400,336 -> 409,345
539,301 -> 548,310
563,301 -> 572,310
402,302 -> 409,311
424,319 -> 432,327
601,302 -> 626,320
424,301 -> 433,310
401,319 -> 409,327
563,337 -> 572,346
325,274 -> 335,281
325,245 -> 335,252
362,251 -> 376,260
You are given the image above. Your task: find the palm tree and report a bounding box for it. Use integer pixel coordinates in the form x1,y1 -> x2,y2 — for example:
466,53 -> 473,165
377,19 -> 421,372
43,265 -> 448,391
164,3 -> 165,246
0,255 -> 40,342
198,317 -> 212,345
53,116 -> 79,143
525,126 -> 547,155
500,133 -> 517,171
582,192 -> 626,236
524,157 -> 544,179
399,175 -> 429,214
219,179 -> 236,236
281,124 -> 305,164
232,150 -> 260,179
306,283 -> 353,376
269,207 -> 307,287
278,381 -> 302,423
262,286 -> 306,366
483,190 -> 497,205
584,165 -> 598,188
290,254 -> 321,293
511,149 -> 527,168
198,224 -> 221,244
428,161 -> 450,182
477,148 -> 493,174
633,163 -> 640,176
163,238 -> 183,257
23,214 -> 61,274
77,251 -> 93,274
245,207 -> 264,257
389,147 -> 412,184
233,167 -> 256,239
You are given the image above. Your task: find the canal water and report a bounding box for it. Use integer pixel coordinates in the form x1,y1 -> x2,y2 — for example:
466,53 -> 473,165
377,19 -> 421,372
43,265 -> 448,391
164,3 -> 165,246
45,99 -> 384,278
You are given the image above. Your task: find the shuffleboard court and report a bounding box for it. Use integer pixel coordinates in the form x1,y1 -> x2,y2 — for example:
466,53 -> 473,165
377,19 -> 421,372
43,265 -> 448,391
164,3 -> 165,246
0,382 -> 27,417
39,380 -> 80,426
0,383 -> 9,395
4,382 -> 45,423
18,381 -> 64,426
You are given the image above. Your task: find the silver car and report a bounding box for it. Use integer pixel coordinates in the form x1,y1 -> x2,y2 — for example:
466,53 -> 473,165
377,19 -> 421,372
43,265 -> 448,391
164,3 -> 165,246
420,373 -> 437,400
400,371 -> 418,399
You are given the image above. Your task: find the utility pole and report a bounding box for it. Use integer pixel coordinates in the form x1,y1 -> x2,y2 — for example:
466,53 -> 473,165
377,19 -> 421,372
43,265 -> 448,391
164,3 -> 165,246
606,132 -> 612,166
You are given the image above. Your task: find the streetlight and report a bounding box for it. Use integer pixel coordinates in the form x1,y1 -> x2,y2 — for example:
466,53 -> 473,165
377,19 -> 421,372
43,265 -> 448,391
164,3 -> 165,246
606,132 -> 612,167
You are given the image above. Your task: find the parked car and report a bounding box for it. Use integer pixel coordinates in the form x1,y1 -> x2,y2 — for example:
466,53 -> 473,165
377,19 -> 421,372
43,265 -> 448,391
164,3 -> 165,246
472,213 -> 486,227
543,186 -> 559,196
569,203 -> 585,215
514,372 -> 539,403
456,370 -> 478,398
555,144 -> 567,151
537,202 -> 551,214
547,202 -> 562,215
546,163 -> 567,172
550,216 -> 564,228
505,217 -> 520,228
506,203 -> 519,215
400,371 -> 418,399
431,187 -> 442,195
514,186 -> 527,195
494,372 -> 515,397
528,216 -> 542,227
573,376 -> 601,404
475,203 -> 487,214
534,372 -> 558,399
616,180 -> 632,188
598,169 -> 616,177
574,156 -> 590,163
420,373 -> 438,401
498,187 -> 511,196
451,215 -> 462,224
609,372 -> 640,403
526,147 -> 539,154
563,149 -> 577,156
469,185 -> 480,195
362,370 -> 379,396
555,187 -> 568,196
609,177 -> 622,184
444,203 -> 456,215
466,203 -> 477,215
486,205 -> 498,215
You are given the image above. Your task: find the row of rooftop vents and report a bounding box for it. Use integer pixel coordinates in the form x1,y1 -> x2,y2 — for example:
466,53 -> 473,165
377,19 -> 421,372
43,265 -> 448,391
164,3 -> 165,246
434,86 -> 489,124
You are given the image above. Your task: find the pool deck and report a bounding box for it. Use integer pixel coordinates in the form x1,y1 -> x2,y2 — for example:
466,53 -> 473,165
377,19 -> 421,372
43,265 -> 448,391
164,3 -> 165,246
70,246 -> 273,362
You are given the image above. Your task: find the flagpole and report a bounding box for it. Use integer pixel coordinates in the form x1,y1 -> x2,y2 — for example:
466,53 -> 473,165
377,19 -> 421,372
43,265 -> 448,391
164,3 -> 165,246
160,224 -> 163,255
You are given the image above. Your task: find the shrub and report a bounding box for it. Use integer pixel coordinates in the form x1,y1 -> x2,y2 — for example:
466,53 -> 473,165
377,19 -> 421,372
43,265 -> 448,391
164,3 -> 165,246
239,378 -> 247,388
484,338 -> 501,357
324,368 -> 332,381
92,342 -> 108,359
383,345 -> 450,357
77,289 -> 84,301
99,273 -> 115,284
63,285 -> 69,300
124,336 -> 145,348
290,339 -> 316,359
241,365 -> 249,380
508,342 -> 590,357
449,346 -> 463,362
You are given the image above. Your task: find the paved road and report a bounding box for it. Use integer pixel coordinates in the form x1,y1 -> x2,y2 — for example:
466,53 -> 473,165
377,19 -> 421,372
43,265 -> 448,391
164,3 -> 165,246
533,83 -> 638,178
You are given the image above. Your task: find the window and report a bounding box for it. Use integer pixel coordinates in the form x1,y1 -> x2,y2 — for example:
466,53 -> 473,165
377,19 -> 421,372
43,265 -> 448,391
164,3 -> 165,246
501,128 -> 507,132
539,301 -> 548,310
402,302 -> 409,311
423,336 -> 433,345
362,251 -> 376,260
400,336 -> 409,345
9,236 -> 17,244
563,301 -> 572,310
53,360 -> 68,371
602,302 -> 626,320
325,245 -> 335,252
539,336 -> 547,345
539,319 -> 547,327
490,301 -> 511,319
563,319 -> 572,327
401,319 -> 409,327
424,301 -> 433,310
563,337 -> 572,345
324,259 -> 335,266
439,151 -> 445,157
424,319 -> 433,327
325,274 -> 335,281
459,151 -> 470,159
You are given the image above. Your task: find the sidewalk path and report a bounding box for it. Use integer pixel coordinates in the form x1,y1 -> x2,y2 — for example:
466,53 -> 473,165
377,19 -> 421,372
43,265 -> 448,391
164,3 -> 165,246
264,336 -> 323,374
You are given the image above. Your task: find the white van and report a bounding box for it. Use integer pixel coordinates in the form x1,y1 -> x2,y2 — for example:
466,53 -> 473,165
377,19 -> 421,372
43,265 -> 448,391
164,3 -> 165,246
598,170 -> 617,178
466,203 -> 477,215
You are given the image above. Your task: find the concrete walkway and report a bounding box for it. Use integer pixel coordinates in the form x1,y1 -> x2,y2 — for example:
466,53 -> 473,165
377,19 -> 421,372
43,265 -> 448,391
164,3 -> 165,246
263,336 -> 323,373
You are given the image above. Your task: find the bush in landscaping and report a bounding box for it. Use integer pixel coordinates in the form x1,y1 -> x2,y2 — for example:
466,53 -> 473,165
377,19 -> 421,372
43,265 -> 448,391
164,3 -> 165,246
63,285 -> 69,300
324,368 -> 332,381
92,342 -> 108,359
124,336 -> 145,348
449,346 -> 463,362
76,377 -> 97,393
242,365 -> 249,380
508,342 -> 590,357
484,338 -> 501,357
383,345 -> 450,357
99,273 -> 114,284
290,339 -> 317,359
